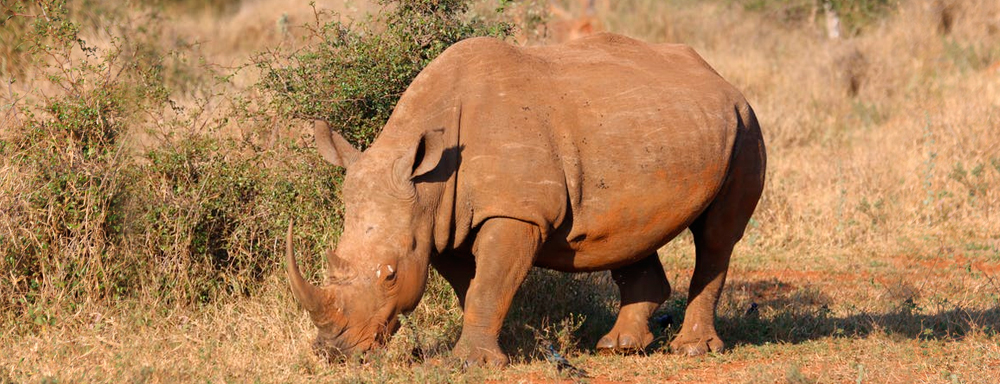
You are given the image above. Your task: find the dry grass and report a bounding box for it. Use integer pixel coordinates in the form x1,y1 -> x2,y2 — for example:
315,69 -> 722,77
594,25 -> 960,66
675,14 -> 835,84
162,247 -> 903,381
3,0 -> 1000,382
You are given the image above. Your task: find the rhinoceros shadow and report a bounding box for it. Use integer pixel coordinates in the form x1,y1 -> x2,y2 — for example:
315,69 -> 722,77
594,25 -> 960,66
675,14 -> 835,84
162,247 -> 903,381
501,274 -> 1000,362
499,269 -> 621,362
709,278 -> 1000,349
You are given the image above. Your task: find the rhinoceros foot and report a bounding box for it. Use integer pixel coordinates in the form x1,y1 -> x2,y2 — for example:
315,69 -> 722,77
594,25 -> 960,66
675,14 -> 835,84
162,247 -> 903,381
452,339 -> 509,368
669,332 -> 724,356
596,327 -> 653,352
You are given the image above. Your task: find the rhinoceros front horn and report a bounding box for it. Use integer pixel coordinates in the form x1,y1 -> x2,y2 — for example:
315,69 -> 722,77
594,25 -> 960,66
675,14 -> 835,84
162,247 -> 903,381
285,220 -> 328,313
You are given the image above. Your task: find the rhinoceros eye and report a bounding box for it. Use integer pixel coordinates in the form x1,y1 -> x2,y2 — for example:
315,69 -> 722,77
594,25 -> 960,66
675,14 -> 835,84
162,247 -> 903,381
384,264 -> 396,281
376,264 -> 396,282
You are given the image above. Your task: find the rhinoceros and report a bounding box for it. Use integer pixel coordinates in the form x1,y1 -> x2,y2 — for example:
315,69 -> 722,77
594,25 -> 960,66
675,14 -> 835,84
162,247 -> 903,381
285,32 -> 766,366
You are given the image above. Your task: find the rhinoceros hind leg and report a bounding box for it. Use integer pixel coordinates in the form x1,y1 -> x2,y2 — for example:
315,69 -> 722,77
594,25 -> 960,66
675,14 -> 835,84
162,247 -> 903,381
670,112 -> 765,356
596,253 -> 670,352
667,237 -> 733,356
668,236 -> 734,356
452,218 -> 543,367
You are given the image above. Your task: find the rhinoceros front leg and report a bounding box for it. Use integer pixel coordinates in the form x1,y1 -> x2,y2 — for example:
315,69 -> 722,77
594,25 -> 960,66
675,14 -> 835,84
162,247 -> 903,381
597,253 -> 671,352
452,218 -> 542,367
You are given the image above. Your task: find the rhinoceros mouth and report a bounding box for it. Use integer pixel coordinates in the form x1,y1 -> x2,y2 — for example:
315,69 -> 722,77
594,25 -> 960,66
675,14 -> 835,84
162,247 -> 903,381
314,326 -> 381,361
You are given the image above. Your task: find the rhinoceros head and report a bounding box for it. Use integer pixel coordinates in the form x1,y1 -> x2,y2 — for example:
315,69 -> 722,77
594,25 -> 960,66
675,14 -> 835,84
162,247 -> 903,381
286,121 -> 446,360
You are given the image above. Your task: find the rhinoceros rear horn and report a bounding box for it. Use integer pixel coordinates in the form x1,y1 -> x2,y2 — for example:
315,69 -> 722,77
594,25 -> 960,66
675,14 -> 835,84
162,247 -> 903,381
285,220 -> 329,314
314,120 -> 361,168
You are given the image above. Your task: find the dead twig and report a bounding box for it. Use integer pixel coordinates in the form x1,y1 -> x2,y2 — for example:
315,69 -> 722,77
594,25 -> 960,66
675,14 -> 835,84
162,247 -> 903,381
2,77 -> 22,127
974,264 -> 1000,297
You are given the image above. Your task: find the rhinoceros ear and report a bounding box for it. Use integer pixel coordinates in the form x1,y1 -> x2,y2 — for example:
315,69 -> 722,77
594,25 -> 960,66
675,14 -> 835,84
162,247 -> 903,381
395,128 -> 446,181
314,120 -> 361,168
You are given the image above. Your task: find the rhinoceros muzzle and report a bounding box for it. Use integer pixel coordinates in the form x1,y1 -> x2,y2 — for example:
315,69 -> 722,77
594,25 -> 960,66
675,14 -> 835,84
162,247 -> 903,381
313,328 -> 369,361
286,221 -> 394,360
313,319 -> 400,361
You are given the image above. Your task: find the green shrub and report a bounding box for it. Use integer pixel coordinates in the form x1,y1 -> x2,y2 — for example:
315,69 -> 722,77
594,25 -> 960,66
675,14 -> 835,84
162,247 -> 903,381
256,0 -> 512,148
118,134 -> 344,303
1,0 -> 168,311
0,0 -> 343,317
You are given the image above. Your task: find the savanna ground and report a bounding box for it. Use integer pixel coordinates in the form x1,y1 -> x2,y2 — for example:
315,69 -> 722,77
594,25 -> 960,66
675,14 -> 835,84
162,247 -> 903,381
2,0 -> 999,382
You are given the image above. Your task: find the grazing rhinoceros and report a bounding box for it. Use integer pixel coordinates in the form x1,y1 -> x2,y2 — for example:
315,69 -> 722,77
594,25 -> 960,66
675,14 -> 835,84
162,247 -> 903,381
286,32 -> 766,366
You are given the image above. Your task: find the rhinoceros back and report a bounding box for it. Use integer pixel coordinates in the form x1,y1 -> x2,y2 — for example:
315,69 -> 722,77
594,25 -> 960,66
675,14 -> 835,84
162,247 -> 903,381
397,34 -> 748,271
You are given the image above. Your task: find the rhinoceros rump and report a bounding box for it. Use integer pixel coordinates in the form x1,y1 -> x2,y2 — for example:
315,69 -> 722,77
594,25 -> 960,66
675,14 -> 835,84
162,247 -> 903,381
286,33 -> 766,366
